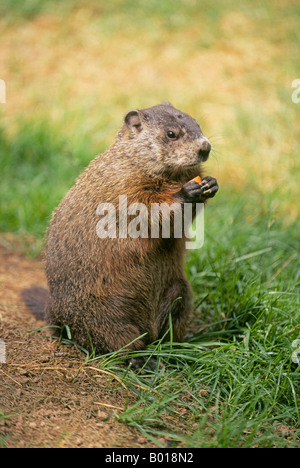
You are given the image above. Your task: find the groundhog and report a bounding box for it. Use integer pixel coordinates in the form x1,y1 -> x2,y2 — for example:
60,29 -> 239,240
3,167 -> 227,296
22,101 -> 218,368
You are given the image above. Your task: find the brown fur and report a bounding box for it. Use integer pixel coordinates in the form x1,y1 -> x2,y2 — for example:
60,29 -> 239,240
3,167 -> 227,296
23,102 -> 217,355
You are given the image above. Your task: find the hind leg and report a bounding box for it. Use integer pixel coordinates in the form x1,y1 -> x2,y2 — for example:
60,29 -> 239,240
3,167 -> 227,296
127,280 -> 192,373
45,294 -> 147,355
157,278 -> 192,342
90,320 -> 147,354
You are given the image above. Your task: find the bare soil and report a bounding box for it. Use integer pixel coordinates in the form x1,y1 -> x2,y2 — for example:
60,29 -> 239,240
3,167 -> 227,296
0,235 -> 157,448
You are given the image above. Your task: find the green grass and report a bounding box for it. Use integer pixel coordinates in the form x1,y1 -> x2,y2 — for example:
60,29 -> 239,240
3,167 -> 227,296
0,119 -> 98,239
1,0 -> 299,448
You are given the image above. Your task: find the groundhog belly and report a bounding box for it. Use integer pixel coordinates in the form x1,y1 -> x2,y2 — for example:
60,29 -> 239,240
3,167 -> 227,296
108,239 -> 190,338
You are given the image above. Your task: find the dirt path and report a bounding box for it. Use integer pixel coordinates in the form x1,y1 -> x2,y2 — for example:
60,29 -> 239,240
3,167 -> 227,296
0,235 -> 156,448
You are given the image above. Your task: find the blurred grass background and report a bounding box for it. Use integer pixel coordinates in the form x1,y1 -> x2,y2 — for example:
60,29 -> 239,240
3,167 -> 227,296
0,0 -> 300,240
1,0 -> 300,448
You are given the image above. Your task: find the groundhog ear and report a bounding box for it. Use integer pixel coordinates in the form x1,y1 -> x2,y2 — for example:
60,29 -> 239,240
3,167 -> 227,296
125,110 -> 143,133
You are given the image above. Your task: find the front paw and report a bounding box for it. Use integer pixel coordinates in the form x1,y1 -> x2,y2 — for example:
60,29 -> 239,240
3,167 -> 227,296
181,176 -> 219,202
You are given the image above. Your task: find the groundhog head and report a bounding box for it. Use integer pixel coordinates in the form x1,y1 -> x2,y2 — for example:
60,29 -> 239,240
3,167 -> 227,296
120,101 -> 211,178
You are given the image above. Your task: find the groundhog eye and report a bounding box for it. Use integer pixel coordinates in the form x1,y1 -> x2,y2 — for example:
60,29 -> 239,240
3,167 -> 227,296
166,130 -> 177,140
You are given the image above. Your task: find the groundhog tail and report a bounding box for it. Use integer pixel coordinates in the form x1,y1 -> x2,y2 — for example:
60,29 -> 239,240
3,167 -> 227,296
21,286 -> 49,320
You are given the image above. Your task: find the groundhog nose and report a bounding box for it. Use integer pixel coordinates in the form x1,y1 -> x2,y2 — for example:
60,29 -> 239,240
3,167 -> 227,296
198,139 -> 211,161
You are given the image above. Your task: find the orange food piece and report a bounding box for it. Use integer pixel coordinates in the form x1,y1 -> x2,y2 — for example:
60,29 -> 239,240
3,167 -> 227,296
191,176 -> 202,184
